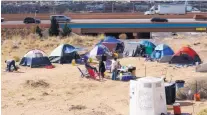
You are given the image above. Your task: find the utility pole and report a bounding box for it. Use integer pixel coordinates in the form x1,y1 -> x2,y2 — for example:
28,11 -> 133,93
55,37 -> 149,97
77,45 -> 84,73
112,1 -> 114,13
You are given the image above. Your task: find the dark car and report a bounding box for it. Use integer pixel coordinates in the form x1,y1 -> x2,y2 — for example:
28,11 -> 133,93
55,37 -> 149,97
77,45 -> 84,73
151,17 -> 168,22
23,17 -> 41,24
1,18 -> 4,22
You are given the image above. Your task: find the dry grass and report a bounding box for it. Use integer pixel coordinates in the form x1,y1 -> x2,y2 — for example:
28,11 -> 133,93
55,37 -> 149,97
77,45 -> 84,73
25,80 -> 49,88
1,29 -> 102,68
197,108 -> 207,115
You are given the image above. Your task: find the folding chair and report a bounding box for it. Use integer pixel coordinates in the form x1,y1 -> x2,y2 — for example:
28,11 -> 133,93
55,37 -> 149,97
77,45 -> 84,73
77,67 -> 89,78
105,60 -> 112,72
87,68 -> 99,79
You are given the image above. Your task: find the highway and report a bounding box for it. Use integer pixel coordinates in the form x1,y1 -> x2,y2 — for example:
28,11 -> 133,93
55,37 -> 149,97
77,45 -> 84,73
2,19 -> 207,25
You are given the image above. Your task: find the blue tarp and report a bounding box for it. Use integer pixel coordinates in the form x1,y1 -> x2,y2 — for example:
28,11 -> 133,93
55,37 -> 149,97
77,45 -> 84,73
96,36 -> 122,46
103,36 -> 122,43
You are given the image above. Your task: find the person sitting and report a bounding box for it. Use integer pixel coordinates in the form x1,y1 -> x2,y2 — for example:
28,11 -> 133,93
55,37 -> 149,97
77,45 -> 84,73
84,60 -> 98,73
5,59 -> 18,72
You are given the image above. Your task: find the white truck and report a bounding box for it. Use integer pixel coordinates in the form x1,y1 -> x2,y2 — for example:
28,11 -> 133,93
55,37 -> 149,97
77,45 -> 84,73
145,4 -> 186,15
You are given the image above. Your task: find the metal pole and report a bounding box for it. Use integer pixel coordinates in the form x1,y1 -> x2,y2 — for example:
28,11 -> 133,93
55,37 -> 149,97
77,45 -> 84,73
196,80 -> 197,94
145,66 -> 146,77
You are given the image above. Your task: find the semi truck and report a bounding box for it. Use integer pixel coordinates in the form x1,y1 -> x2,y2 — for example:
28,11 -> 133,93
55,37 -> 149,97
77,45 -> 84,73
144,4 -> 186,15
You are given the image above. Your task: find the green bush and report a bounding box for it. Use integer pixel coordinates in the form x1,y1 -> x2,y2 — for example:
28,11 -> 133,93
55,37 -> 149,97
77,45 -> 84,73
61,23 -> 71,37
49,18 -> 59,36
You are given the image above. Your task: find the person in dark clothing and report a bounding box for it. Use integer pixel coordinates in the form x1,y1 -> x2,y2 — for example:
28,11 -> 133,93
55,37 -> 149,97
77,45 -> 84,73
5,59 -> 17,72
84,61 -> 98,73
140,45 -> 145,57
99,59 -> 106,80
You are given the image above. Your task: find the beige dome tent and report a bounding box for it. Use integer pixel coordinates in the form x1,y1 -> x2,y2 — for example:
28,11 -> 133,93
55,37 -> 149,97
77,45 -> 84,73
196,63 -> 207,72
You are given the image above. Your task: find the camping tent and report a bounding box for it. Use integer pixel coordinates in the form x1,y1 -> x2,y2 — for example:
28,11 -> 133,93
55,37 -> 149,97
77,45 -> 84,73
138,40 -> 156,55
89,44 -> 112,59
170,47 -> 201,65
97,36 -> 124,53
151,44 -> 174,62
20,49 -> 51,68
49,44 -> 80,64
196,63 -> 207,72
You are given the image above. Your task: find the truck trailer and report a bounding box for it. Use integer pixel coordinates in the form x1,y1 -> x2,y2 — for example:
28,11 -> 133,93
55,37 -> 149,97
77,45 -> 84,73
145,4 -> 186,15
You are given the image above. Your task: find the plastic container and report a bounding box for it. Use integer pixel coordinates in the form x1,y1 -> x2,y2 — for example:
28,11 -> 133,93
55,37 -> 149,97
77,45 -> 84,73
173,103 -> 181,115
175,80 -> 185,91
164,82 -> 176,105
194,93 -> 200,101
130,77 -> 167,115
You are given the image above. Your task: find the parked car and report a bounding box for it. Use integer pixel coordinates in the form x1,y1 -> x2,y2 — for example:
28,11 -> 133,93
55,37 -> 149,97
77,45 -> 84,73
50,15 -> 71,23
151,17 -> 168,22
23,17 -> 41,24
1,18 -> 4,22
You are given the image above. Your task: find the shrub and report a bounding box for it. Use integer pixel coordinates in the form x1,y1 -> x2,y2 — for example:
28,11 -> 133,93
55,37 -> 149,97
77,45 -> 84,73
49,18 -> 59,36
61,23 -> 72,37
119,33 -> 127,39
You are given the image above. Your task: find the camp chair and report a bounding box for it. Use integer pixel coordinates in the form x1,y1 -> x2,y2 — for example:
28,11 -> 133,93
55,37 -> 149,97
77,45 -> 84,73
105,60 -> 112,72
77,67 -> 89,78
87,68 -> 99,79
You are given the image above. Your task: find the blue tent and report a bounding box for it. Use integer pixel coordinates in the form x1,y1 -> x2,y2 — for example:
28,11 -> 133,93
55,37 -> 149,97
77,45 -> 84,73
138,40 -> 156,55
139,40 -> 156,48
151,44 -> 174,59
89,44 -> 112,60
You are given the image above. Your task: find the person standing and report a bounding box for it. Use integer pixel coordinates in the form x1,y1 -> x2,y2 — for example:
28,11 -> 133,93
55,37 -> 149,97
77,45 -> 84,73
111,57 -> 119,80
99,59 -> 106,80
5,59 -> 18,72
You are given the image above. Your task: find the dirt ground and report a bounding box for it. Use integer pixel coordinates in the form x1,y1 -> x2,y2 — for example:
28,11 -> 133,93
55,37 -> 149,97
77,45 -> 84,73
1,33 -> 207,115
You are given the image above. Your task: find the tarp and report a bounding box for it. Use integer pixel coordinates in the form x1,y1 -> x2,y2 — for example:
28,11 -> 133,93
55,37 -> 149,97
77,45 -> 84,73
170,47 -> 201,65
151,44 -> 174,60
49,44 -> 80,64
97,36 -> 124,53
138,40 -> 156,55
124,42 -> 139,57
196,63 -> 207,72
20,49 -> 51,68
103,36 -> 122,43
